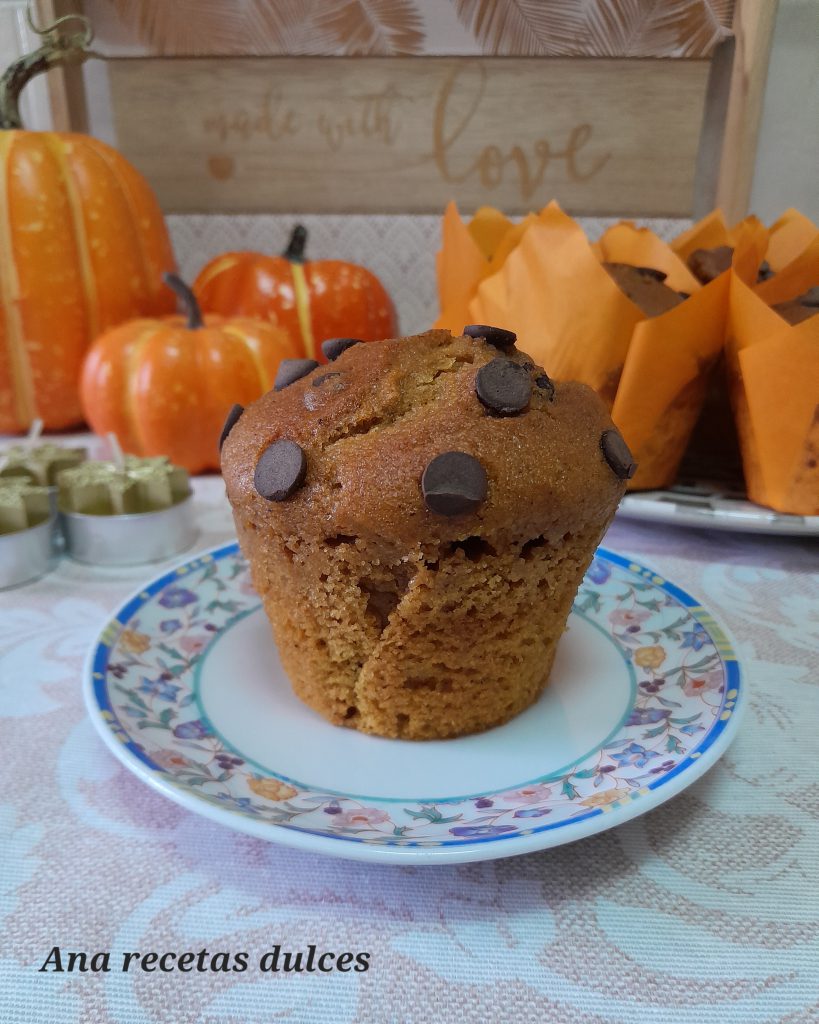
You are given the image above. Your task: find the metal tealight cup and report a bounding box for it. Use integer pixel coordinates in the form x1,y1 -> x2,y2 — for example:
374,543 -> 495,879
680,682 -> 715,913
0,513 -> 56,589
61,494 -> 198,567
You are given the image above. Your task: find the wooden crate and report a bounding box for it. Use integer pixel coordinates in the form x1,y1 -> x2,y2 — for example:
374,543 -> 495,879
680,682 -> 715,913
42,0 -> 777,221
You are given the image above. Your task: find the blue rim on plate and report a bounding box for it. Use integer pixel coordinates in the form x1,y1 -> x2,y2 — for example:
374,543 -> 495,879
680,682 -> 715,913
84,543 -> 744,864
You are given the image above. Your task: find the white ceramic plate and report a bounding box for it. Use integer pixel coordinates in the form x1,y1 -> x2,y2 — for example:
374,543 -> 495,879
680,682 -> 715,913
618,482 -> 819,536
85,543 -> 744,864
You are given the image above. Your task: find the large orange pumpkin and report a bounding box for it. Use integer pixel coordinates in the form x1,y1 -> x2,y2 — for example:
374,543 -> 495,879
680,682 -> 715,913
80,275 -> 299,473
194,225 -> 397,361
0,16 -> 176,433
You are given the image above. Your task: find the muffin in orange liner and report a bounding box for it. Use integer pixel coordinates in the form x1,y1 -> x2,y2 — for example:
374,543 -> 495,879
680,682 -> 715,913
670,208 -> 819,291
670,210 -> 817,496
459,203 -> 645,403
591,220 -> 730,489
612,285 -> 730,488
594,223 -> 701,293
434,203 -> 817,504
601,210 -> 815,496
726,275 -> 819,516
435,203 -> 813,342
438,205 -> 731,488
670,209 -> 767,270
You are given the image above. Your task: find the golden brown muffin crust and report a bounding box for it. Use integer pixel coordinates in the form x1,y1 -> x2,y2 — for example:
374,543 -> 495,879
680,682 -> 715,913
222,330 -> 625,556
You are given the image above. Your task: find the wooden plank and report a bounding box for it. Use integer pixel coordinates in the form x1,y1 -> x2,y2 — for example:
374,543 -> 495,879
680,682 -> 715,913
105,56 -> 710,216
714,0 -> 778,221
692,35 -> 734,219
37,0 -> 90,132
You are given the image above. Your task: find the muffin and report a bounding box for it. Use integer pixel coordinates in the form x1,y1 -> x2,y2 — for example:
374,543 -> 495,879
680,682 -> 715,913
687,245 -> 774,285
221,328 -> 632,740
687,245 -> 734,284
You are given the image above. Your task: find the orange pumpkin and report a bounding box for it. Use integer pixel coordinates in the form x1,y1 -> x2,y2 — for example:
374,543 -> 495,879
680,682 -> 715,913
80,275 -> 299,473
194,225 -> 397,361
0,15 -> 176,433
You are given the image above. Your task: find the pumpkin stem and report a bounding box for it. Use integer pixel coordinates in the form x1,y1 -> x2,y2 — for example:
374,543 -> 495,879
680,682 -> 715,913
163,273 -> 205,329
0,7 -> 100,130
283,224 -> 308,263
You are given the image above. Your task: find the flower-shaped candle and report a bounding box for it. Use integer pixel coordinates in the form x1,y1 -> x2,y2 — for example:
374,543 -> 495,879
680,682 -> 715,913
58,448 -> 196,565
0,421 -> 87,531
59,455 -> 190,515
0,441 -> 87,486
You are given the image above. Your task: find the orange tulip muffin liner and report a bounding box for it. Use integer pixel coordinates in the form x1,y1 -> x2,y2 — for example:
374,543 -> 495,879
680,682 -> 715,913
435,203 -> 818,514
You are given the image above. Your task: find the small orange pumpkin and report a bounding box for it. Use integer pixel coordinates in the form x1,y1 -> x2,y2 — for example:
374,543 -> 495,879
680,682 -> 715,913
80,275 -> 299,473
0,15 -> 176,433
194,225 -> 397,361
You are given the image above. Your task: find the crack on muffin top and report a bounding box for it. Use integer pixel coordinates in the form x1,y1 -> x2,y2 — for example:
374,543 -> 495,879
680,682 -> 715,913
319,346 -> 484,455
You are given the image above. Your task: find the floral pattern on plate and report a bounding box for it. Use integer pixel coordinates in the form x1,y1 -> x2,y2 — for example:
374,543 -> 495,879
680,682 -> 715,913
89,545 -> 740,849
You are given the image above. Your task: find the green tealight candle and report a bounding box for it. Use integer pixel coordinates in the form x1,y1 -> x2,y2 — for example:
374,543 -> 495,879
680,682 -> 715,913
0,443 -> 86,486
57,456 -> 192,516
0,479 -> 51,535
124,456 -> 191,509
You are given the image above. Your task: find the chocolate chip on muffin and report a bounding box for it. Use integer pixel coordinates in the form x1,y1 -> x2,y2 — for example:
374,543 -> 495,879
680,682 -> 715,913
462,325 -> 517,349
422,451 -> 488,516
601,429 -> 637,480
275,359 -> 319,391
218,403 -> 244,452
322,337 -> 362,361
475,358 -> 531,415
535,373 -> 555,400
254,440 -> 307,500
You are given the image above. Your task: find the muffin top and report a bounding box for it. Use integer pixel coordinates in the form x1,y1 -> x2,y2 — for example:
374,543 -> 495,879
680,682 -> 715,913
603,262 -> 684,317
221,330 -> 630,554
687,246 -> 733,284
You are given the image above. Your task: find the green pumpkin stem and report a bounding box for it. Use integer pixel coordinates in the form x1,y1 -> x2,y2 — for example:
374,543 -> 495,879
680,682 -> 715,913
163,273 -> 205,329
0,9 -> 99,130
283,224 -> 308,263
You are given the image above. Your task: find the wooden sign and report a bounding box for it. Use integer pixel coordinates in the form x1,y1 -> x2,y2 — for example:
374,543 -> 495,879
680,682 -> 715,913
106,56 -> 711,216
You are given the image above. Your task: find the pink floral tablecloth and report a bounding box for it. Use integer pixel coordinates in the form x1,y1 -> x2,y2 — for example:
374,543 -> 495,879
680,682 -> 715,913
2,476 -> 818,1024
